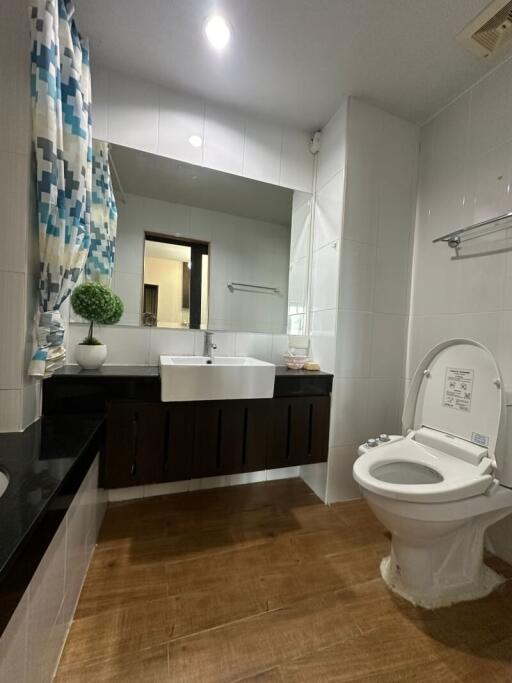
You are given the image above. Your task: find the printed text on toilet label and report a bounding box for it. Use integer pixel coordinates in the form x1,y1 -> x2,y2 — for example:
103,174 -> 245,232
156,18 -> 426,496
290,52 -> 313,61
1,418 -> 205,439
443,368 -> 474,412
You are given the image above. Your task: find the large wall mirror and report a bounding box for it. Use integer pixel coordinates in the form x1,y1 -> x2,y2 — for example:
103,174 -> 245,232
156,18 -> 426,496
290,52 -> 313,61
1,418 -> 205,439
71,141 -> 313,335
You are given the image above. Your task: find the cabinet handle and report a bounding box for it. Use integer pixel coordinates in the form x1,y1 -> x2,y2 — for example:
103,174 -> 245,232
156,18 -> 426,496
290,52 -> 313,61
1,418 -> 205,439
163,410 -> 170,473
216,408 -> 223,469
285,404 -> 292,461
307,403 -> 313,458
242,407 -> 249,466
131,412 -> 139,478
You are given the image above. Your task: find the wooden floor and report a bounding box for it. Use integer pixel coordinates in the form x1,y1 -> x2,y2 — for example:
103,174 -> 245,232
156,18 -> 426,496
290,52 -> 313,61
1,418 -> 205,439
55,478 -> 512,682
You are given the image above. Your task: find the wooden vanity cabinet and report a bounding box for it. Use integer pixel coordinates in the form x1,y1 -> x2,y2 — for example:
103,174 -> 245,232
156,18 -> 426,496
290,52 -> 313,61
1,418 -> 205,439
267,396 -> 330,469
102,395 -> 330,488
192,400 -> 270,477
162,402 -> 196,482
103,401 -> 166,488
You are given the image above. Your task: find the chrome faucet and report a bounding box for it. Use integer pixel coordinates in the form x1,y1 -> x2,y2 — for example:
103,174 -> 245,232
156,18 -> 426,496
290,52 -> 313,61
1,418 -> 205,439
203,330 -> 217,362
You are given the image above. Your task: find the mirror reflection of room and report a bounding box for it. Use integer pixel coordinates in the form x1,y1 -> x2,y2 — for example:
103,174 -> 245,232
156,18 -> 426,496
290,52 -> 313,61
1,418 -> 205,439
143,235 -> 209,329
104,143 -> 299,334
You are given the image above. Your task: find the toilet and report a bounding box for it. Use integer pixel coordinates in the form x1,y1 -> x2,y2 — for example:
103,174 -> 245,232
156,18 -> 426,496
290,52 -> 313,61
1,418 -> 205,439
353,338 -> 512,609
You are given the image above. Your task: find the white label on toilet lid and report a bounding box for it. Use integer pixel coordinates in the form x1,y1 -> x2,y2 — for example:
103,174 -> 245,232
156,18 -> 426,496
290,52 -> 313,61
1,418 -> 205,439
471,432 -> 489,447
443,368 -> 474,412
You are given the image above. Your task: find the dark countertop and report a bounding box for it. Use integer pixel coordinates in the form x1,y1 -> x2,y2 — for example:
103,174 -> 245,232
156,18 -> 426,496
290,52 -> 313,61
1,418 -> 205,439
52,364 -> 333,378
53,365 -> 160,378
0,415 -> 103,634
44,365 -> 333,412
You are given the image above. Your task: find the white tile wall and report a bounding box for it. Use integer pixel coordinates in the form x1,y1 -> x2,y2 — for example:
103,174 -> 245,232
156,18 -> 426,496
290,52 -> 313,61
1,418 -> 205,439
234,332 -> 273,361
243,118 -> 283,185
158,88 -> 205,166
0,389 -> 22,432
0,154 -> 30,272
65,323 -> 294,370
326,445 -> 361,501
316,104 -> 347,191
313,170 -> 345,250
0,21 -> 31,157
107,72 -> 159,154
339,239 -> 376,312
319,98 -> 419,504
310,241 -> 340,312
148,328 -> 196,363
94,67 -> 314,193
0,4 -> 36,432
279,128 -> 314,192
203,102 -> 245,176
0,455 -> 105,682
0,271 -> 26,390
300,462 -> 328,500
409,56 -> 512,562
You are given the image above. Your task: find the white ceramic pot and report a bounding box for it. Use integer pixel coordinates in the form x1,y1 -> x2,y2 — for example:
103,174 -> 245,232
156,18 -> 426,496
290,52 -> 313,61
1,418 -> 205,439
75,343 -> 107,370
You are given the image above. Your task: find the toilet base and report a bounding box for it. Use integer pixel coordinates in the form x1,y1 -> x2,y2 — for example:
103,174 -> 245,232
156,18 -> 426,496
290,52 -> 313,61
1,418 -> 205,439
380,554 -> 505,609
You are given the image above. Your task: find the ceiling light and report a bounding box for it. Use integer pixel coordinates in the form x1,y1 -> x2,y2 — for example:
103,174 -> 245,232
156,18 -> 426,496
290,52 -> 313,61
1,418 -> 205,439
204,15 -> 231,50
188,135 -> 202,147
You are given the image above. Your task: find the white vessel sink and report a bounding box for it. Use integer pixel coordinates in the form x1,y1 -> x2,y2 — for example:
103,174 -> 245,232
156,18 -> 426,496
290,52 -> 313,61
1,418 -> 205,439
0,470 -> 9,498
159,356 -> 276,402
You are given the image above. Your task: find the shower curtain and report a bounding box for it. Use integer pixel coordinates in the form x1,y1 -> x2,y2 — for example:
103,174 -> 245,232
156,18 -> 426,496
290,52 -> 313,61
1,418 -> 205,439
85,140 -> 118,284
28,0 -> 92,378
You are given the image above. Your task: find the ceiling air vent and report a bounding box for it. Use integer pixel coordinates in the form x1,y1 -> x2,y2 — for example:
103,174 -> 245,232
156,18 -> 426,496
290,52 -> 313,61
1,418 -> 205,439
457,0 -> 512,58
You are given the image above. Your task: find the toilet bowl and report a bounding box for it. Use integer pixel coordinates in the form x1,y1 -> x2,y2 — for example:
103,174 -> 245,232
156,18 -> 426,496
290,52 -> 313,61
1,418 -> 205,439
353,339 -> 512,608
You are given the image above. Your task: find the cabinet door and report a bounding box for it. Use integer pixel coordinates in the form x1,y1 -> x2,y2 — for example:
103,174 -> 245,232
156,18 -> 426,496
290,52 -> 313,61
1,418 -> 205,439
103,402 -> 165,488
267,396 -> 330,469
268,398 -> 309,469
103,402 -> 137,488
303,396 -> 330,465
193,401 -> 244,477
239,400 -> 270,473
163,403 -> 195,482
135,403 -> 166,484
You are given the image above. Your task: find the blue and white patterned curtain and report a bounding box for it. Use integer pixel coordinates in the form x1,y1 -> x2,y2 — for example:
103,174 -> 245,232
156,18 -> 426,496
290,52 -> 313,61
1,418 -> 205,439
28,0 -> 92,378
85,140 -> 117,284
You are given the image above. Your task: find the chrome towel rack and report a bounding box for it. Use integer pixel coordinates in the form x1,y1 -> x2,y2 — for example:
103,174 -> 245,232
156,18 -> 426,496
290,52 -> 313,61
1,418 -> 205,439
433,211 -> 512,249
227,282 -> 279,294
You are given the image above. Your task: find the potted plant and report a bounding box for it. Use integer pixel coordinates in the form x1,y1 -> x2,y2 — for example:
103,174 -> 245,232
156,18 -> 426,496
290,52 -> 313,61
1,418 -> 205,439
70,281 -> 124,369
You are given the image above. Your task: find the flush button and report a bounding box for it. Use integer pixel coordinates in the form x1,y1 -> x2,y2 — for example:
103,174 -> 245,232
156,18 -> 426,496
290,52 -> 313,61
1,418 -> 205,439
379,434 -> 390,442
366,438 -> 378,448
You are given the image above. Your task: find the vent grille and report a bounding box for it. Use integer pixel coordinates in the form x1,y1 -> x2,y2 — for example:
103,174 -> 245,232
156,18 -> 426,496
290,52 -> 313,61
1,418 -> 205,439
457,0 -> 512,58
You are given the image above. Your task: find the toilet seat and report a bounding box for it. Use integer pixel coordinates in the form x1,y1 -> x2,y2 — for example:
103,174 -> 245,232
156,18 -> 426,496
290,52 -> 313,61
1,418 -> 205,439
353,431 -> 496,503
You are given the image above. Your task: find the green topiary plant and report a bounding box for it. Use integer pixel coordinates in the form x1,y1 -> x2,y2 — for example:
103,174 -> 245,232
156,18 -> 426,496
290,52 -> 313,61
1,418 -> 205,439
71,281 -> 124,345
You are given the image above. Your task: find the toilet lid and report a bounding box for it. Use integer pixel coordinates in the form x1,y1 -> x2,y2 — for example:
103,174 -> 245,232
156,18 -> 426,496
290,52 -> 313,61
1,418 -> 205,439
402,339 -> 504,458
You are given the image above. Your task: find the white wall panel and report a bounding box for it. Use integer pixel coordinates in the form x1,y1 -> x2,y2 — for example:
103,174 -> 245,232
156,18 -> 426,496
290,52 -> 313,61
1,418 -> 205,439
408,57 -> 512,562
243,118 -> 283,185
108,72 -> 159,153
158,88 -> 205,165
97,67 -> 314,191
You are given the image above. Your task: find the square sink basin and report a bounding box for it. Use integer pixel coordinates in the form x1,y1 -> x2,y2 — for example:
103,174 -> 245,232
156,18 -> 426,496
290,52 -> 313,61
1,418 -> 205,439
159,356 -> 276,402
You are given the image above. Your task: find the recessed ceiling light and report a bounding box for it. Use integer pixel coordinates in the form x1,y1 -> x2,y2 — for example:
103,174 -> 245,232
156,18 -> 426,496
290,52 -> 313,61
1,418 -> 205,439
204,15 -> 231,50
188,135 -> 202,147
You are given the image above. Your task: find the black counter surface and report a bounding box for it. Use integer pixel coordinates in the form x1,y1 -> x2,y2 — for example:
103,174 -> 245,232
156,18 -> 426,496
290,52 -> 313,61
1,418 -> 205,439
0,415 -> 103,635
51,364 -> 331,379
44,365 -> 333,413
52,365 -> 160,378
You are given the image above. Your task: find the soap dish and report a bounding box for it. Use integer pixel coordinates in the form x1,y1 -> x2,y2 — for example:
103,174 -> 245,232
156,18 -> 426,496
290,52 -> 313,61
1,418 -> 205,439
283,353 -> 309,370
